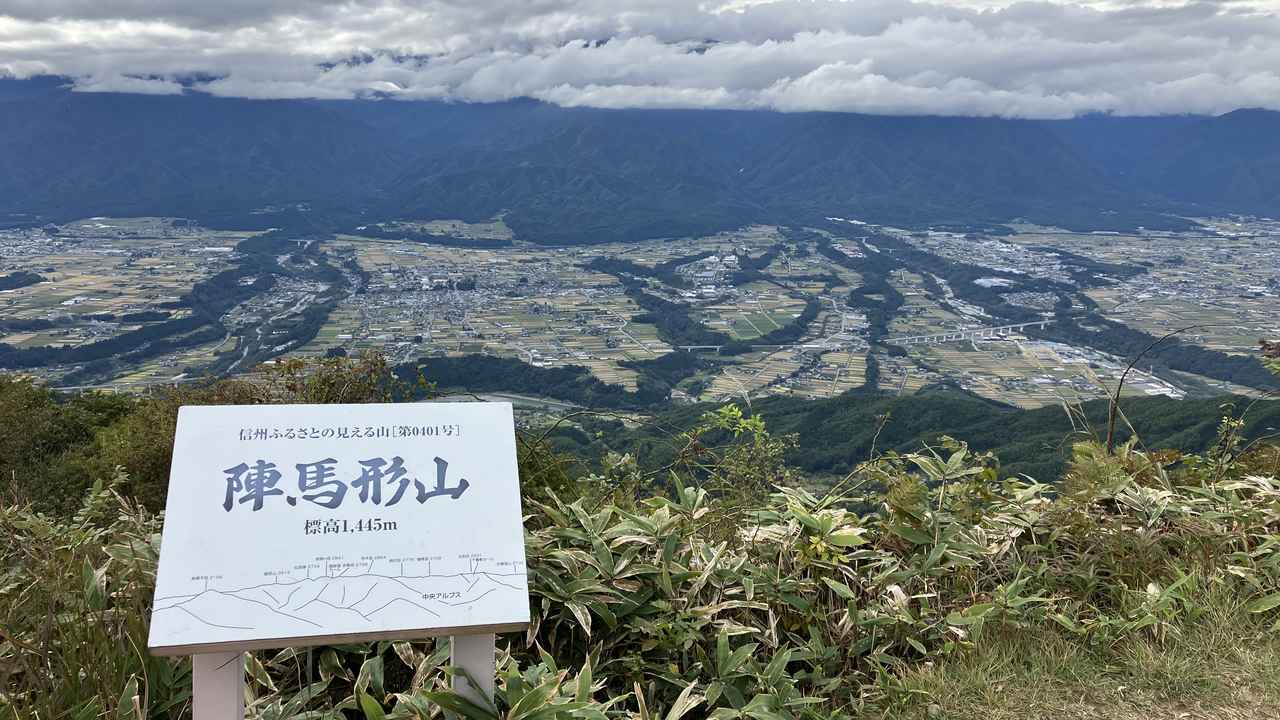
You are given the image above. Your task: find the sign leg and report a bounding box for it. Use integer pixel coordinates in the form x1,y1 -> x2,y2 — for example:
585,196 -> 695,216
193,652 -> 245,720
450,634 -> 496,706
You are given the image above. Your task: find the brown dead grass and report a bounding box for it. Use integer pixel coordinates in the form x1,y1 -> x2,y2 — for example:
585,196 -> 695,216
895,597 -> 1280,720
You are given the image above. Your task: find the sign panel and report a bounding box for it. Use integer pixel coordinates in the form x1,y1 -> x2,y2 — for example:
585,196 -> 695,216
148,402 -> 529,655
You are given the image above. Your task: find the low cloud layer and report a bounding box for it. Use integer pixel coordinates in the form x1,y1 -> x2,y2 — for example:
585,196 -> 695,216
1,0 -> 1278,117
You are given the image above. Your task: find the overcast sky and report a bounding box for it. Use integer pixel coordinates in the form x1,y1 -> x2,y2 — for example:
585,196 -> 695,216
1,0 -> 1277,117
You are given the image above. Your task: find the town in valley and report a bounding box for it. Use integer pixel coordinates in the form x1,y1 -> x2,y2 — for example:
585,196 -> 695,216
2,214 -> 1277,410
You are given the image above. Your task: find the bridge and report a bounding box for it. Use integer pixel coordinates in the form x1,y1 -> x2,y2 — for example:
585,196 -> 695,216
886,320 -> 1050,346
674,342 -> 858,352
674,344 -> 785,352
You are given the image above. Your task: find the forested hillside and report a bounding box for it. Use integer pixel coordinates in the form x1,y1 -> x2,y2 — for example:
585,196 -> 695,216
548,390 -> 1280,482
1049,110 -> 1280,215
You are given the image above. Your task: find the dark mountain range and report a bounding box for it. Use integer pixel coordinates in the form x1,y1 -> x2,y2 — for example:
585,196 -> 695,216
1046,110 -> 1280,214
0,82 -> 398,227
1138,109 -> 1280,214
2,77 -> 1278,240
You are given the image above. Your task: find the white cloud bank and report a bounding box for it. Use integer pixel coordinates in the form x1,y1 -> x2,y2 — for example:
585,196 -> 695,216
0,0 -> 1278,117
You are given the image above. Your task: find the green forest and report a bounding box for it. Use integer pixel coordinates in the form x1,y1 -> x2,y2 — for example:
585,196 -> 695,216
0,270 -> 45,291
401,350 -> 1280,483
547,390 -> 1280,483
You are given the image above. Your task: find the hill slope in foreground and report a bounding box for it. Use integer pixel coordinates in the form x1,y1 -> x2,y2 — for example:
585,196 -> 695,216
1,357 -> 1279,718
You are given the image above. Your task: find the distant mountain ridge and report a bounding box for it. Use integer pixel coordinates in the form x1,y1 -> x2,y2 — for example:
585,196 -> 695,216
2,77 -> 1278,241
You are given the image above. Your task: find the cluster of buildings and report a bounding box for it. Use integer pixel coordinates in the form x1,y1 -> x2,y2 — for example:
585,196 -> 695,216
675,253 -> 739,295
0,225 -> 68,260
905,232 -> 1078,285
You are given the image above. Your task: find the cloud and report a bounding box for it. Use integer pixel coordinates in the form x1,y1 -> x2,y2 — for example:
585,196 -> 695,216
71,73 -> 185,94
0,0 -> 1277,117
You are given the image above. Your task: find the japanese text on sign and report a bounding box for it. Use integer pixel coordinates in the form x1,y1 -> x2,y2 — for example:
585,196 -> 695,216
238,424 -> 462,441
222,455 -> 469,511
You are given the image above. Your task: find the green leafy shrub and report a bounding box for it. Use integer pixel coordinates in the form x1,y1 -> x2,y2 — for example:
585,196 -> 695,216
0,376 -> 132,508
6,354 -> 432,514
2,405 -> 1277,718
3,353 -> 1279,717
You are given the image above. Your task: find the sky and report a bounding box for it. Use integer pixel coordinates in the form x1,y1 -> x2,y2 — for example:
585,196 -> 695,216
0,0 -> 1277,118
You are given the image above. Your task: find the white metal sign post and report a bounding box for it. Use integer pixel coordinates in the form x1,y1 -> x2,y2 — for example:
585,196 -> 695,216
451,633 -> 496,704
147,402 -> 529,718
193,653 -> 245,718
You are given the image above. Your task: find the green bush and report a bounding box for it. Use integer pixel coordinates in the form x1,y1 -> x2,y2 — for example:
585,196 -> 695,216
1,399 -> 1277,718
5,354 -> 435,514
0,376 -> 133,512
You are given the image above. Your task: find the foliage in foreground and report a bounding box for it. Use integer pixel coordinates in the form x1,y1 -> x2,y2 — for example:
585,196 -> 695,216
0,356 -> 583,518
2,400 -> 1279,719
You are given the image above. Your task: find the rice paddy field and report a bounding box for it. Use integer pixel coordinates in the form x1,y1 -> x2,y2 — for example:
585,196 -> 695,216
0,218 -> 252,386
695,286 -> 808,341
4,216 -> 1272,406
1004,223 -> 1280,356
304,227 -> 871,400
887,271 -> 980,338
788,349 -> 868,398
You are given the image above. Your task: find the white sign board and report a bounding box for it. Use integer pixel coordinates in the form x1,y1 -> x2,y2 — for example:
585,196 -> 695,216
148,402 -> 529,656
